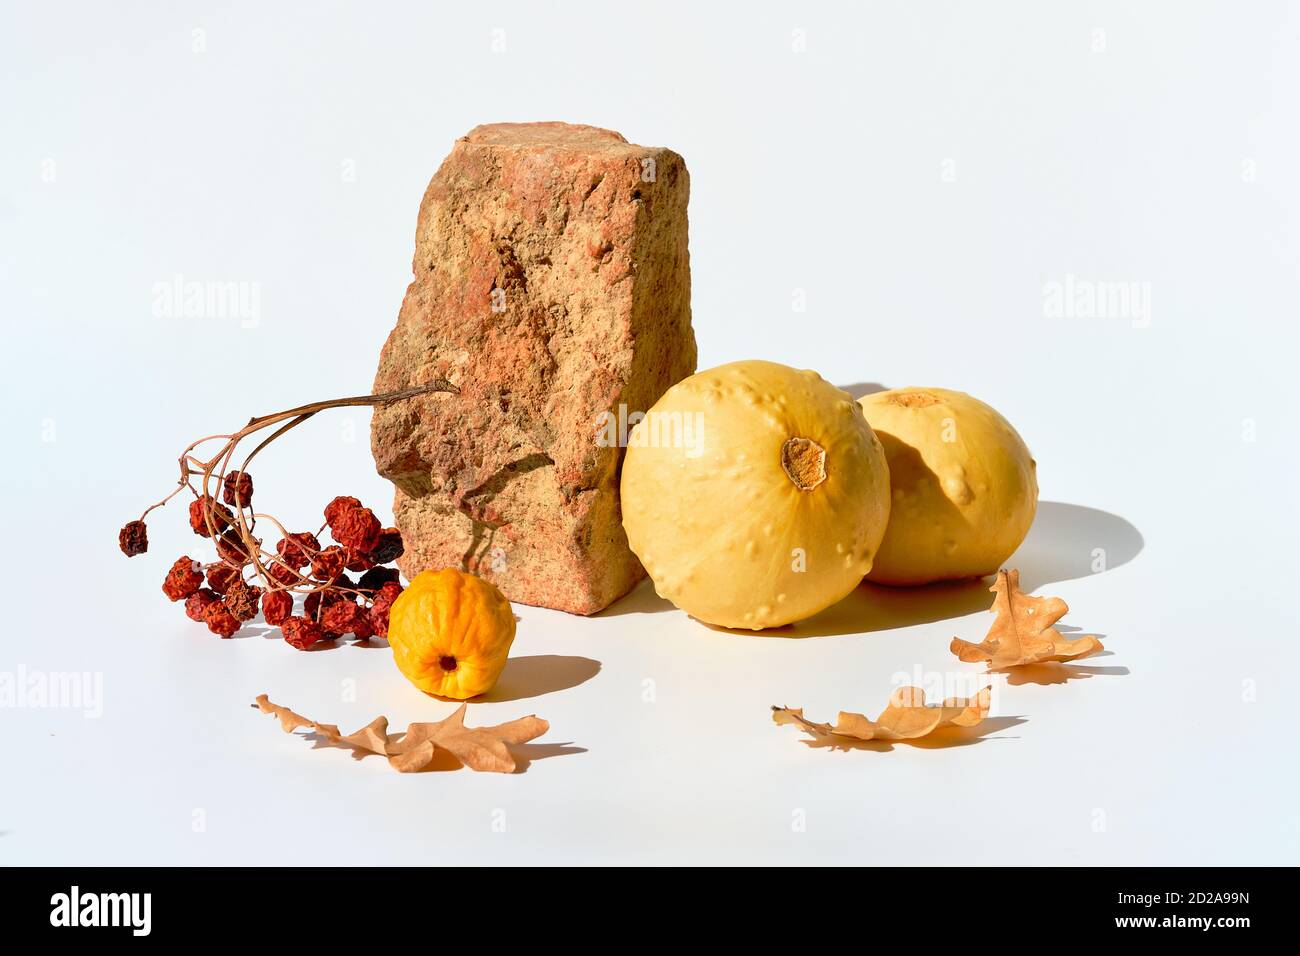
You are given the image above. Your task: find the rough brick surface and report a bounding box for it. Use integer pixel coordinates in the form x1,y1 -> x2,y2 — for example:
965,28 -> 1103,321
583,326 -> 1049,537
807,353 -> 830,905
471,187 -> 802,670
371,122 -> 695,614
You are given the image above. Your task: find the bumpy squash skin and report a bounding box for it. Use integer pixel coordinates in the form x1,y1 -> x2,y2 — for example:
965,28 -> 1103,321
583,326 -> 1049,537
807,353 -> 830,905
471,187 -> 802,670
858,387 -> 1037,586
388,568 -> 517,699
620,360 -> 891,629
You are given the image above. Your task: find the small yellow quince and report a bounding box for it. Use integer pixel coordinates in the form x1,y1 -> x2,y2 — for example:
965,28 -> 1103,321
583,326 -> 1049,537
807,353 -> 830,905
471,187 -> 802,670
388,568 -> 517,699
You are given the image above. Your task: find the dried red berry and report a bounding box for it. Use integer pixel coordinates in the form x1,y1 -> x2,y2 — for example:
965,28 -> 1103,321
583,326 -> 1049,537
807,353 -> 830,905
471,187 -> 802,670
206,563 -> 241,594
215,530 -> 251,565
282,615 -> 324,650
344,548 -> 375,573
185,588 -> 219,623
276,532 -> 321,569
188,496 -> 233,538
118,520 -> 149,557
223,579 -> 264,622
162,556 -> 204,602
310,545 -> 346,581
370,528 -> 404,564
322,599 -> 362,635
352,612 -> 376,642
261,589 -> 294,627
368,581 -> 404,638
324,496 -> 362,525
222,470 -> 254,507
304,586 -> 346,620
329,505 -> 381,553
356,566 -> 401,596
203,601 -> 242,638
266,561 -> 299,587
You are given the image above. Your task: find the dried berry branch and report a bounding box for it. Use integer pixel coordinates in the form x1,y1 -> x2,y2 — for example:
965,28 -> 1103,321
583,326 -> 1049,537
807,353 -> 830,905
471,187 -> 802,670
122,380 -> 457,646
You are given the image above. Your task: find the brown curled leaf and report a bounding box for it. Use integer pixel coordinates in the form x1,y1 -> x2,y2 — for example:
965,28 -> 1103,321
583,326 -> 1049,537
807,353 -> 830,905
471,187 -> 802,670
950,569 -> 1104,668
252,694 -> 548,773
387,705 -> 550,774
772,685 -> 992,743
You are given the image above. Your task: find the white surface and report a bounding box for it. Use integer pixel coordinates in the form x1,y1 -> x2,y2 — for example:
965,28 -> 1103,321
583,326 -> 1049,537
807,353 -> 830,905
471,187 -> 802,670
2,1 -> 1298,865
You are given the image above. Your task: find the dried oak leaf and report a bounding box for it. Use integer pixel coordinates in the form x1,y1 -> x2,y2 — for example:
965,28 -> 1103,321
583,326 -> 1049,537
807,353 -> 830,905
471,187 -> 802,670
950,569 -> 1104,668
773,685 -> 991,743
253,694 -> 548,774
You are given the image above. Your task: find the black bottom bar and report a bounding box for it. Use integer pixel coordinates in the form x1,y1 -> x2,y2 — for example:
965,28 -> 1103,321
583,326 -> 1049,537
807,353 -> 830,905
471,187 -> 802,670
0,866 -> 1276,941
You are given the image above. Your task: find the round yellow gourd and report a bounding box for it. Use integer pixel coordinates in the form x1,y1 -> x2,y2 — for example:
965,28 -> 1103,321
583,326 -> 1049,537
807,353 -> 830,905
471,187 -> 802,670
387,568 -> 517,699
857,387 -> 1037,586
620,360 -> 891,629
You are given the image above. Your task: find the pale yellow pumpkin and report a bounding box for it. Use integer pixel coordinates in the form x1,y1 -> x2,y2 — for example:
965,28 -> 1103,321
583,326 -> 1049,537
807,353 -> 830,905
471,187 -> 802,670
858,387 -> 1037,586
620,360 -> 891,629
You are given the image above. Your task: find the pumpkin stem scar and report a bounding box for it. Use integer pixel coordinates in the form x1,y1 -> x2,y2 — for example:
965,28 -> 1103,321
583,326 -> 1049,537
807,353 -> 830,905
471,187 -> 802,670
781,437 -> 827,491
439,655 -> 458,671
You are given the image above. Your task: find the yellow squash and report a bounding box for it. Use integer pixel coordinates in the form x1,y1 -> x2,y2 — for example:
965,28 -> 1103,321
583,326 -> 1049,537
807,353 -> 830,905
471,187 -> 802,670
858,387 -> 1037,585
387,568 -> 517,699
621,360 -> 891,629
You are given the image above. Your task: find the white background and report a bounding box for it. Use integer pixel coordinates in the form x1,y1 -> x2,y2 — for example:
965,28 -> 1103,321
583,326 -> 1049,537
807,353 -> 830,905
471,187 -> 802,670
2,1 -> 1297,865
